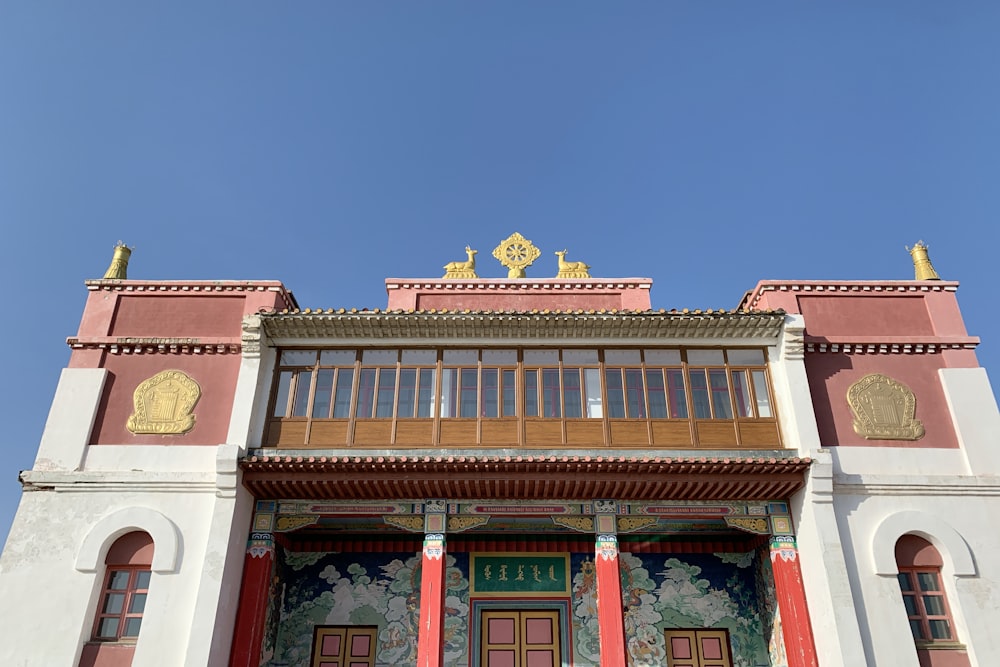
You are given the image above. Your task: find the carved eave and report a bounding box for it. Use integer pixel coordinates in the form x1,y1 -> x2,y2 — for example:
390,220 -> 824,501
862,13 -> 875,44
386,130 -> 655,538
240,453 -> 811,501
258,310 -> 786,342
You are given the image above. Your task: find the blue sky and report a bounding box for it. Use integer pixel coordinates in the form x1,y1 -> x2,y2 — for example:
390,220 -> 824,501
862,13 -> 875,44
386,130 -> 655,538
1,3 -> 998,546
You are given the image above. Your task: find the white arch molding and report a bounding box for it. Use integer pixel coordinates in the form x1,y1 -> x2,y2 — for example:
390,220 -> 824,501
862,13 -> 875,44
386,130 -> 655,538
871,510 -> 976,576
75,507 -> 181,573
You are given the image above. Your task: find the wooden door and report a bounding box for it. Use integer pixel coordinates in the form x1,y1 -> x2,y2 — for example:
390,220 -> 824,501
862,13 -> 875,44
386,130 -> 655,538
481,609 -> 561,667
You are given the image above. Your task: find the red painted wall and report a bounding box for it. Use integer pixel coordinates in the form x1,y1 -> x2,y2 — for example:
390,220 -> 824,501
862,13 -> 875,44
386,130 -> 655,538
78,642 -> 135,667
385,278 -> 653,311
68,281 -> 293,446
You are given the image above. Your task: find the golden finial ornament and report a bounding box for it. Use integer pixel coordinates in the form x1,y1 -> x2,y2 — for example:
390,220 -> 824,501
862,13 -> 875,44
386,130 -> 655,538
905,241 -> 941,280
102,241 -> 132,280
442,245 -> 479,279
554,249 -> 591,279
493,232 -> 542,279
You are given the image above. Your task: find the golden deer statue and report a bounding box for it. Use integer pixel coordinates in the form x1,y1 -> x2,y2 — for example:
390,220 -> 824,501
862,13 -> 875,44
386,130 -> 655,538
555,250 -> 591,279
443,246 -> 479,279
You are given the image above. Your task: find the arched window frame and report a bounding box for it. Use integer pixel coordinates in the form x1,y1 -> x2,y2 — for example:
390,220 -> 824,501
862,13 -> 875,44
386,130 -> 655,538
91,532 -> 153,642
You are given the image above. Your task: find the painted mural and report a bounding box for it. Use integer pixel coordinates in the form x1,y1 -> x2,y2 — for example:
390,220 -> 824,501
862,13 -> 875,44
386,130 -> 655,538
261,547 -> 782,667
570,549 -> 785,667
263,549 -> 471,667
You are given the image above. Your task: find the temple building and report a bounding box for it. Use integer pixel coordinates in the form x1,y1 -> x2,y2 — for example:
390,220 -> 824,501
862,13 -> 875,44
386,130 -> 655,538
1,234 -> 998,667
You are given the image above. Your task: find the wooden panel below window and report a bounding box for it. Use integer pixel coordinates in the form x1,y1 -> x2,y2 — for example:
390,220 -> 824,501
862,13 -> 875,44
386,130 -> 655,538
266,419 -> 307,447
395,420 -> 435,445
610,421 -> 650,446
737,421 -> 781,448
694,421 -> 738,447
440,420 -> 478,446
566,420 -> 605,446
652,421 -> 694,447
525,421 -> 564,446
353,421 -> 393,445
308,421 -> 349,447
482,419 -> 519,446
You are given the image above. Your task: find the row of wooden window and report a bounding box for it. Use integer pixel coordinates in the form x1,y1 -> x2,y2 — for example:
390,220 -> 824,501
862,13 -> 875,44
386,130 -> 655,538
273,364 -> 773,422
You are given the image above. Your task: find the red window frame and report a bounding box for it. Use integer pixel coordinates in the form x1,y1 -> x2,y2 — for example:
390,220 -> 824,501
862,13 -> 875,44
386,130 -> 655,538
92,565 -> 150,642
897,567 -> 955,643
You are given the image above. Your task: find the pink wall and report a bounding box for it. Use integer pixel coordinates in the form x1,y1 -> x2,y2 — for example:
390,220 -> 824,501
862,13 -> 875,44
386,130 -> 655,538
742,281 -> 980,448
385,278 -> 653,312
67,281 -> 293,447
78,642 -> 135,667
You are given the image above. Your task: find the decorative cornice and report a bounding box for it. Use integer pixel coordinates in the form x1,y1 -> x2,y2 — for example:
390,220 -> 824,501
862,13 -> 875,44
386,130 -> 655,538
386,278 -> 653,291
742,280 -> 960,310
67,339 -> 241,355
806,342 -> 977,354
241,314 -> 263,358
258,309 -> 786,342
85,280 -> 291,296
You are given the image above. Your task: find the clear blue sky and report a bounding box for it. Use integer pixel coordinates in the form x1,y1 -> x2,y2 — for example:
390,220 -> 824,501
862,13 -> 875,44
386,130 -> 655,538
2,3 -> 998,546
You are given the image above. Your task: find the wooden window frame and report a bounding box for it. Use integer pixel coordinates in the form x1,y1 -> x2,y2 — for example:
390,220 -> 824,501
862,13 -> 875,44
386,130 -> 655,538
897,567 -> 957,644
92,566 -> 150,642
310,626 -> 377,667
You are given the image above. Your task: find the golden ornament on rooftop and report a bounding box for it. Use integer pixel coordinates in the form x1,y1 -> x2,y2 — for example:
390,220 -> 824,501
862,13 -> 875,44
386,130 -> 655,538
442,245 -> 479,279
102,241 -> 132,280
554,249 -> 591,279
906,240 -> 941,280
493,232 -> 541,279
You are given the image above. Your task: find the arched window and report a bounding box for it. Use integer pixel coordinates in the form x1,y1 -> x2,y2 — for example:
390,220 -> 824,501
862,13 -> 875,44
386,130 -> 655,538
92,532 -> 153,642
895,535 -> 956,643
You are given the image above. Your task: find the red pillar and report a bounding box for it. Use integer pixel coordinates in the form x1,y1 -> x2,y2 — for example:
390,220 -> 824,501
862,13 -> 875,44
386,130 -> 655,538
595,535 -> 628,666
770,536 -> 819,667
416,533 -> 446,667
228,532 -> 274,667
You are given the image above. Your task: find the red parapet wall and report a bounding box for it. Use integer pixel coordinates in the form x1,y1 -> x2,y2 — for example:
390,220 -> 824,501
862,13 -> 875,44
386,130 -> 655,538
385,278 -> 654,312
68,281 -> 293,446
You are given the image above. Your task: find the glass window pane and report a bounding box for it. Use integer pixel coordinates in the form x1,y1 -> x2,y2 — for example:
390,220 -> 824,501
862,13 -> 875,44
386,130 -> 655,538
417,369 -> 436,417
482,369 -> 499,418
502,370 -> 516,416
605,349 -> 641,365
401,349 -> 437,365
273,371 -> 292,417
524,349 -> 559,365
897,573 -> 913,591
563,369 -> 582,418
688,350 -> 725,365
128,593 -> 147,614
689,370 -> 711,419
355,369 -> 376,418
397,369 -> 417,418
605,369 -> 626,418
103,593 -> 125,614
482,349 -> 517,365
376,369 -> 396,417
542,369 -> 561,418
333,370 -> 354,418
929,620 -> 952,640
108,571 -> 131,590
123,617 -> 142,638
281,350 -> 316,365
644,349 -> 681,365
584,368 -> 603,418
135,571 -> 151,589
752,370 -> 772,417
646,370 -> 667,419
460,369 -> 478,417
709,369 -> 733,419
909,620 -> 924,640
922,595 -> 946,616
902,596 -> 918,615
524,370 -> 539,417
292,371 -> 312,417
917,573 -> 940,591
563,349 -> 598,365
362,349 -> 398,365
666,370 -> 688,418
320,349 -> 357,365
625,369 -> 645,418
98,618 -> 120,639
727,349 -> 766,365
440,368 -> 458,418
731,371 -> 752,417
443,349 -> 478,365
312,370 -> 334,418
